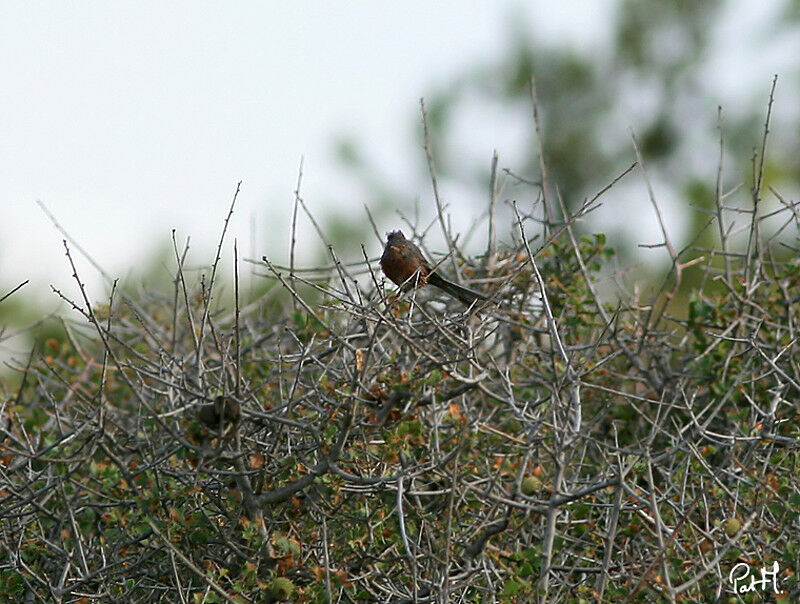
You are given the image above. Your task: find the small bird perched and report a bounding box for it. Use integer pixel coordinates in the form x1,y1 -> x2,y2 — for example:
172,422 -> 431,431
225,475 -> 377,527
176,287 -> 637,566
380,230 -> 488,305
197,395 -> 240,429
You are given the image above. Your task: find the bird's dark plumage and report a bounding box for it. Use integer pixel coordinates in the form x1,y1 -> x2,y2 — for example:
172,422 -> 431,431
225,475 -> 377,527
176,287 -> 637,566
380,230 -> 487,305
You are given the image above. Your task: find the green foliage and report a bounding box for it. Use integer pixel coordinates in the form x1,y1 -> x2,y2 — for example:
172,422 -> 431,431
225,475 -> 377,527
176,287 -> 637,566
7,188 -> 800,601
4,5 -> 800,600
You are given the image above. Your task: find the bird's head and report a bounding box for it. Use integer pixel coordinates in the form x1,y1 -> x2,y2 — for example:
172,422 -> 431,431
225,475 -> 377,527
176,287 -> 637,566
386,230 -> 406,246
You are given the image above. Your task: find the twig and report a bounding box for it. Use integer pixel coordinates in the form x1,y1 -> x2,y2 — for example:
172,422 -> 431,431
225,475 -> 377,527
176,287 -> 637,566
0,280 -> 29,304
290,157 -> 304,308
529,74 -> 554,227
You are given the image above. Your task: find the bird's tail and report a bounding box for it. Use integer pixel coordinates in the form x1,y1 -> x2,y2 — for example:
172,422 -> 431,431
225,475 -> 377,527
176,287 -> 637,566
428,272 -> 488,306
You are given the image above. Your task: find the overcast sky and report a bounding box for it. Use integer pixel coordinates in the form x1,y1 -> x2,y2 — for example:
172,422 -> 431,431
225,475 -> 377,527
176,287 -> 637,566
1,1 -> 794,330
1,2 -> 615,302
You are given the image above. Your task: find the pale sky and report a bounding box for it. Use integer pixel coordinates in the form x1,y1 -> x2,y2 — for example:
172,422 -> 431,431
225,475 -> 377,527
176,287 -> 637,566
1,2 -> 612,303
1,1 -> 794,333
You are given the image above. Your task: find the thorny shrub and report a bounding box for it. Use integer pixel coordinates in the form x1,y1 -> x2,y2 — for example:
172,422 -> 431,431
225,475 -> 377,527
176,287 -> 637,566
2,136 -> 800,603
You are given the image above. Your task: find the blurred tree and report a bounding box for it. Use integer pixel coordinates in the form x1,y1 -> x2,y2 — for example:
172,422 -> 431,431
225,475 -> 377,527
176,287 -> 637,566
334,0 -> 800,264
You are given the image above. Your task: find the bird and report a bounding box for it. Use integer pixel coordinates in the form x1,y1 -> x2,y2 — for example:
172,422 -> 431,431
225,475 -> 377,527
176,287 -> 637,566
380,230 -> 488,305
197,395 -> 240,429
